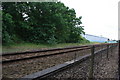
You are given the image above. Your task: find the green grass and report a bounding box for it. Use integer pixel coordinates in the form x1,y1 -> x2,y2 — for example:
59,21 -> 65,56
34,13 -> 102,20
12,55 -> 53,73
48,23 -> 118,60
2,42 -> 100,53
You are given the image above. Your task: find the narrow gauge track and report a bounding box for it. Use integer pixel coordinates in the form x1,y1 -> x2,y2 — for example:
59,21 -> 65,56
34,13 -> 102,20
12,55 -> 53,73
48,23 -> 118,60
1,43 -> 116,64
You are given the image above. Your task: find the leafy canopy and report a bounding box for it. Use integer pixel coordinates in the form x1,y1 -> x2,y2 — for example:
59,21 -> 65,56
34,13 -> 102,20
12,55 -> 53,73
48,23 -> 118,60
2,2 -> 86,45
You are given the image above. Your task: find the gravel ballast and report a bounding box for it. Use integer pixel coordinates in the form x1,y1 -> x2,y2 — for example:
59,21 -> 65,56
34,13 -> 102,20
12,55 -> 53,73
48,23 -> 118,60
2,45 -> 117,79
46,46 -> 118,79
2,48 -> 91,78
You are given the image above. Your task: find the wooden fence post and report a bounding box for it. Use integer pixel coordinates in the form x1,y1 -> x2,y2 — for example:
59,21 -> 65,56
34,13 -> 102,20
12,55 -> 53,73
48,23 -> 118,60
118,40 -> 120,79
89,46 -> 95,78
101,46 -> 103,58
74,52 -> 77,62
107,45 -> 109,59
111,44 -> 113,55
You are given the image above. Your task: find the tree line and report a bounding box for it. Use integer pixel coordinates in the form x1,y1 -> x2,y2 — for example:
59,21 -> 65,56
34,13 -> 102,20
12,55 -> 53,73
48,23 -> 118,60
2,2 -> 89,45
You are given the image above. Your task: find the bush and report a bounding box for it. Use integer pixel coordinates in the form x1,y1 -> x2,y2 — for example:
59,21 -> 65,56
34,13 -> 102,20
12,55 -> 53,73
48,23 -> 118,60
78,36 -> 90,43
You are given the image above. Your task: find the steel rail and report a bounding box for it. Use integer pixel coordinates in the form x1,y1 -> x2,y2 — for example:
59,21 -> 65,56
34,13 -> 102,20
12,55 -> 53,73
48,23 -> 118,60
1,43 -> 118,64
2,43 -> 117,56
2,47 -> 90,64
2,45 -> 90,56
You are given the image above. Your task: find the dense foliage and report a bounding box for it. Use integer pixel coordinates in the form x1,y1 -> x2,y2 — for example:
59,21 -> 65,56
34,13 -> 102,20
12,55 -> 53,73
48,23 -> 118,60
2,2 -> 89,45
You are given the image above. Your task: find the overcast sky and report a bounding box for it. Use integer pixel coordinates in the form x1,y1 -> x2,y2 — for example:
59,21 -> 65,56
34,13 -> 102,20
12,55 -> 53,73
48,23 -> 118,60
59,0 -> 119,40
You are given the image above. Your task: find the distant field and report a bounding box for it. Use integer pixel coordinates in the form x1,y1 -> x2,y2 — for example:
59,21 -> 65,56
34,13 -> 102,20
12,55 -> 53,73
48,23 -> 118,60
2,42 -> 100,53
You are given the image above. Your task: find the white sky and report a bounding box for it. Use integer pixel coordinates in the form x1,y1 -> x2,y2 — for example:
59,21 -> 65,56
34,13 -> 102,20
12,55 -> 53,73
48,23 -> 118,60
59,0 -> 119,40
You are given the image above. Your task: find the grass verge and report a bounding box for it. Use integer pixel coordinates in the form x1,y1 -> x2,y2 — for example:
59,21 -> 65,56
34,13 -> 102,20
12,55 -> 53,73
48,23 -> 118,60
2,42 -> 100,53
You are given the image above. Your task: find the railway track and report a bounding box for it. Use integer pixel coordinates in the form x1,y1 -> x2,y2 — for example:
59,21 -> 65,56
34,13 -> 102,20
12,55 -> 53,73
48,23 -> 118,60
2,43 -> 118,79
2,47 -> 90,64
1,43 -> 116,64
20,43 -> 118,80
2,43 -> 109,56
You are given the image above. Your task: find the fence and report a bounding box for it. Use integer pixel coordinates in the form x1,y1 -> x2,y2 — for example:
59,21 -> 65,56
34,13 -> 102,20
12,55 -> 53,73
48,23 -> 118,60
20,43 -> 118,79
46,43 -> 119,79
88,43 -> 118,78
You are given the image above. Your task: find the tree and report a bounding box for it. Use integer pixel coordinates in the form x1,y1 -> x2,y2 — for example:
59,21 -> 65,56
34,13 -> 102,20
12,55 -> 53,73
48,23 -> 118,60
2,2 -> 85,45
